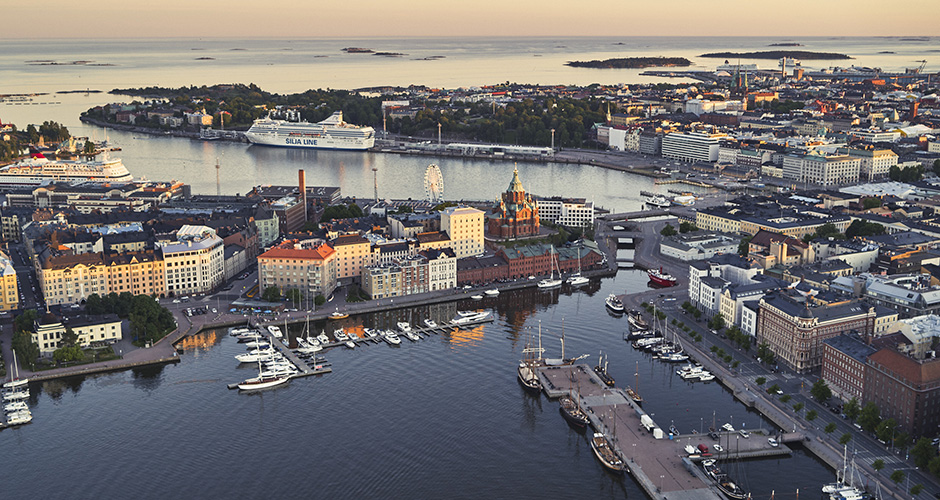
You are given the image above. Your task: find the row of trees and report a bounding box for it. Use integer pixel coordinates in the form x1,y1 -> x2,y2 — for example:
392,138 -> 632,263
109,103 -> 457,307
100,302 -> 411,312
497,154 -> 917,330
262,285 -> 327,307
0,121 -> 73,161
85,292 -> 176,345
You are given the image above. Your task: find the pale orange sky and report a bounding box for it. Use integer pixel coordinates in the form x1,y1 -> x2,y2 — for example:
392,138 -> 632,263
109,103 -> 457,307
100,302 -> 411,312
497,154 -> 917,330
4,0 -> 938,38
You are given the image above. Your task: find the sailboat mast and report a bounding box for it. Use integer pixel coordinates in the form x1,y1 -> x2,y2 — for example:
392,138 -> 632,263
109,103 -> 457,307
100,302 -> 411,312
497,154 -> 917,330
537,321 -> 542,361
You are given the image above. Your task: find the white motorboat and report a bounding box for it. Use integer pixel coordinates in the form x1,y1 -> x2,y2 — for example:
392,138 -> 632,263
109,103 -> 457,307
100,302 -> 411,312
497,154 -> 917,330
259,368 -> 298,378
397,322 -> 412,332
567,273 -> 590,286
721,423 -> 735,432
267,325 -> 283,338
365,328 -> 379,339
2,390 -> 29,401
235,348 -> 277,363
424,319 -> 438,328
4,401 -> 28,413
345,340 -> 356,349
229,327 -> 251,337
236,331 -> 263,343
334,329 -> 349,342
5,409 -> 32,425
471,294 -> 483,300
384,332 -> 402,345
484,289 -> 499,296
404,330 -> 420,342
605,294 -> 625,313
244,340 -> 270,349
452,310 -> 492,324
697,373 -> 715,382
306,336 -> 320,347
317,333 -> 330,344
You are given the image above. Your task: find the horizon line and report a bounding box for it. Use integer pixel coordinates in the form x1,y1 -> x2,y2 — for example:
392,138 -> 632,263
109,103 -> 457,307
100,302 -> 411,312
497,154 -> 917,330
1,34 -> 936,42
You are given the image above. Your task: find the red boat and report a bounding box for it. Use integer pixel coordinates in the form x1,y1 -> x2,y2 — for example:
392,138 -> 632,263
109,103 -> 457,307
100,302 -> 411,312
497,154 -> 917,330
647,267 -> 677,287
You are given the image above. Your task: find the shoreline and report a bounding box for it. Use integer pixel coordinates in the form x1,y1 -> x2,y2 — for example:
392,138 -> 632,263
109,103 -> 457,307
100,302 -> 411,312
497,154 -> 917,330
79,116 -> 671,179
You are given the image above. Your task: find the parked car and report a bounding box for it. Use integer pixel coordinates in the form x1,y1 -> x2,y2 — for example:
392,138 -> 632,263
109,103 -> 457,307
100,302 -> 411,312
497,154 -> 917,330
768,438 -> 779,447
713,444 -> 724,452
739,430 -> 750,439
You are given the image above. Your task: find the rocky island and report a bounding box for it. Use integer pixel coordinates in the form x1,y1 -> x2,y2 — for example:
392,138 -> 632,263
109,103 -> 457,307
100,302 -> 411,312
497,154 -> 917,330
699,50 -> 851,60
565,56 -> 692,69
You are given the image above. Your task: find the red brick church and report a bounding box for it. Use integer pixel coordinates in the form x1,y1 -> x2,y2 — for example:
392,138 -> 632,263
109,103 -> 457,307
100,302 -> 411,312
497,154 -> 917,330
488,167 -> 540,239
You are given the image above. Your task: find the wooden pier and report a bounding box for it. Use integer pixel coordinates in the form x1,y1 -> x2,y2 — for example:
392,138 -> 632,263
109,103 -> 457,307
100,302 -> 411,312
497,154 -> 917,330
538,364 -> 794,500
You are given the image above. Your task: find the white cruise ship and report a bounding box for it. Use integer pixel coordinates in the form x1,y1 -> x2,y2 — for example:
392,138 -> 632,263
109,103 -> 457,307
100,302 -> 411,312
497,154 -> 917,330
245,111 -> 375,150
0,155 -> 134,188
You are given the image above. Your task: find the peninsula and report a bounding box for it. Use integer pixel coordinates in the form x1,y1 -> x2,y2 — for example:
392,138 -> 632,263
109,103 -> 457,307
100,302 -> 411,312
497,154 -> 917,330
699,50 -> 851,60
565,57 -> 692,69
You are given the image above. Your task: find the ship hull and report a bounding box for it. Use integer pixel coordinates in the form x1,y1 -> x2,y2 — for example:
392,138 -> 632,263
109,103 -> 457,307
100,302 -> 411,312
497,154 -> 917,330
245,132 -> 374,150
647,271 -> 677,287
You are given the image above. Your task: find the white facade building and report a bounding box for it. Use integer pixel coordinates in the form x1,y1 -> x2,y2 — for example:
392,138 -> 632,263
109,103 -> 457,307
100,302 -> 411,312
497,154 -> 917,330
661,131 -> 727,163
782,153 -> 860,187
159,225 -> 225,296
537,197 -> 595,229
422,248 -> 457,292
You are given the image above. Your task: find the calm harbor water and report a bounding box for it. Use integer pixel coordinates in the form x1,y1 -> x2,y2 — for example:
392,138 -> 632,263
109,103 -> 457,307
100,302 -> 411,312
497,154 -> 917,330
3,36 -> 917,496
1,272 -> 835,499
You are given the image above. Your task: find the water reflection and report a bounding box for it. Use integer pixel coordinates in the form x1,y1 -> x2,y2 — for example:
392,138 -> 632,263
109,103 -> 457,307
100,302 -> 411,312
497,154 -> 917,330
176,330 -> 224,353
130,364 -> 166,392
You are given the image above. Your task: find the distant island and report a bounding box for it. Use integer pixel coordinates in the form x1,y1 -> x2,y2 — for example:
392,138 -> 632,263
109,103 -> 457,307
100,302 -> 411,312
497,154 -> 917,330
374,52 -> 406,57
769,43 -> 802,47
195,57 -> 215,60
343,47 -> 374,53
699,50 -> 851,60
566,57 -> 692,69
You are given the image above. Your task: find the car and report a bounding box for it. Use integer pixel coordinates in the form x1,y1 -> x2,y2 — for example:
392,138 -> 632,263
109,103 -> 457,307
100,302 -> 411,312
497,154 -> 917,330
768,438 -> 779,447
739,430 -> 750,439
776,389 -> 784,395
172,299 -> 181,304
713,444 -> 723,452
211,308 -> 217,313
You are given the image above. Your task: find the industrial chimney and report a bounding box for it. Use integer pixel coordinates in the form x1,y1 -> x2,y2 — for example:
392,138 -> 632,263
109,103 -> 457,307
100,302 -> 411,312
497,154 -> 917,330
298,169 -> 307,223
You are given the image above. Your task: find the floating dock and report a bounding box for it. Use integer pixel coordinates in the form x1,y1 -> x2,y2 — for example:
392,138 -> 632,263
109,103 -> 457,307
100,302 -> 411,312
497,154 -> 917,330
539,364 -> 792,500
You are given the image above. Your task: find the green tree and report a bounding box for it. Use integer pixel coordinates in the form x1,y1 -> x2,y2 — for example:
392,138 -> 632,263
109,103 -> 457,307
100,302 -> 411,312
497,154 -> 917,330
930,456 -> 940,478
83,140 -> 96,154
911,484 -> 923,495
933,159 -> 940,177
53,345 -> 84,364
781,394 -> 792,403
839,433 -> 852,445
755,377 -> 766,386
857,402 -> 881,432
679,221 -> 698,233
845,219 -> 886,239
757,343 -> 775,365
284,288 -> 303,306
872,459 -> 884,473
876,418 -> 897,444
11,329 -> 40,371
810,380 -> 832,403
843,397 -> 861,420
911,437 -> 936,469
738,235 -> 753,257
766,383 -> 780,394
806,409 -> 817,421
261,286 -> 281,303
861,197 -> 882,210
824,422 -> 837,435
660,224 -> 677,237
314,294 -> 326,306
894,432 -> 910,451
889,470 -> 904,484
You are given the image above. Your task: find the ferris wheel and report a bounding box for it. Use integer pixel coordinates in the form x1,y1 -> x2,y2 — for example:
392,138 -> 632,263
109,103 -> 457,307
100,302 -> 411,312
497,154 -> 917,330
424,163 -> 444,203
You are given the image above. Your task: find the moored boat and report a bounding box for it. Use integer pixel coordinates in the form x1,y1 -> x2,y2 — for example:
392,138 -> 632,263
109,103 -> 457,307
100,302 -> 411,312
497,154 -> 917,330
559,395 -> 589,429
647,267 -> 678,287
329,310 -> 349,320
384,331 -> 402,345
484,289 -> 499,296
590,433 -> 627,473
605,294 -> 625,313
267,325 -> 283,338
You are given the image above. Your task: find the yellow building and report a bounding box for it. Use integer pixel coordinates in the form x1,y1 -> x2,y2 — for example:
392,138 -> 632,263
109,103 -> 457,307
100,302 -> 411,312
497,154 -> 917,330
441,206 -> 484,258
0,251 -> 18,311
330,234 -> 373,283
39,250 -> 166,306
32,313 -> 123,354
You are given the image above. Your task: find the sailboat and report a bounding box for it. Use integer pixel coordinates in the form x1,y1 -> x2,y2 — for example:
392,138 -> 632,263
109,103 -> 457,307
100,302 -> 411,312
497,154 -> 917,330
237,356 -> 290,391
566,242 -> 590,286
625,361 -> 643,404
537,245 -> 563,289
590,416 -> 627,474
559,390 -> 590,429
3,349 -> 29,392
517,323 -> 544,393
593,351 -> 615,387
823,446 -> 868,499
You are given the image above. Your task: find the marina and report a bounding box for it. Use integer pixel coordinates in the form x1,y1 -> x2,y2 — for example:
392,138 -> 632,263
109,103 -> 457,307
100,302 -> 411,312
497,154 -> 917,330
539,363 -> 794,500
